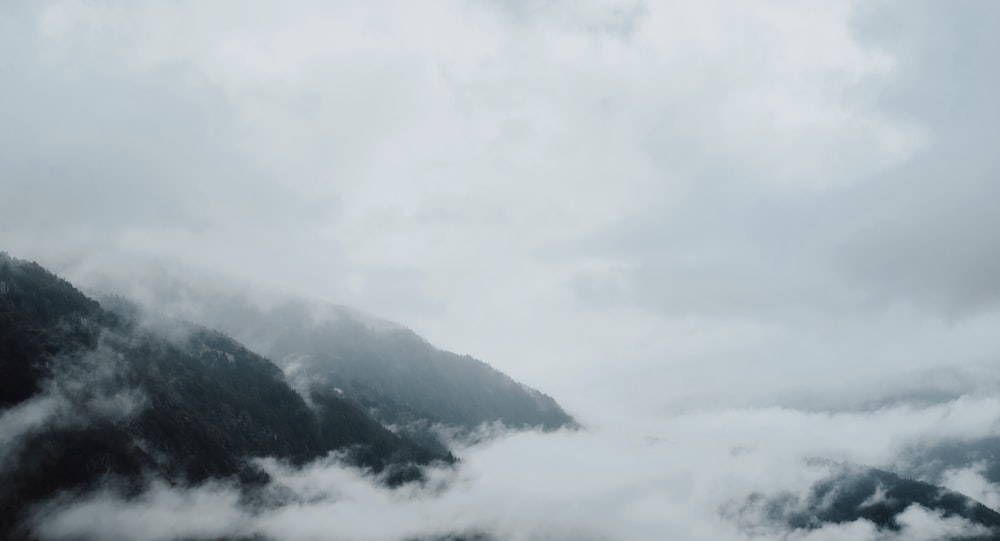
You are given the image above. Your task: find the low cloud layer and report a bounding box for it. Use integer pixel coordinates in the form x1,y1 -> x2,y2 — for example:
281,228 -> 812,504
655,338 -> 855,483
3,0 -> 1000,538
0,338 -> 145,471
29,389 -> 1000,541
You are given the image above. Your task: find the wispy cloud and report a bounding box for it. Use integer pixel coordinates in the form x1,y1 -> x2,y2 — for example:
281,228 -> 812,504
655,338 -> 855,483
3,0 -> 1000,538
0,337 -> 145,472
31,390 -> 1000,540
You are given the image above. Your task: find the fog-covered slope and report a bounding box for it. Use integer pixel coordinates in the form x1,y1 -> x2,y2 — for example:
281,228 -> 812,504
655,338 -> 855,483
728,464 -> 1000,539
73,266 -> 576,442
0,254 -> 448,538
7,253 -> 1000,541
217,297 -> 575,431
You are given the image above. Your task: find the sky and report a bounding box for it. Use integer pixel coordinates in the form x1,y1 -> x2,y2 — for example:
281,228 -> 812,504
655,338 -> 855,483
3,1 -> 1000,539
2,0 -> 1000,411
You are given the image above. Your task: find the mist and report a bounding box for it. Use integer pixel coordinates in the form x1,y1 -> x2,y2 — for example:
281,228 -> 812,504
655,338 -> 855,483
30,398 -> 1000,541
3,0 -> 1000,539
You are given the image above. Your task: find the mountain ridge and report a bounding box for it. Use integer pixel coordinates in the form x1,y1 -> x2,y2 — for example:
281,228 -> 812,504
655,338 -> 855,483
69,264 -> 577,446
0,252 -> 579,539
0,253 -> 447,537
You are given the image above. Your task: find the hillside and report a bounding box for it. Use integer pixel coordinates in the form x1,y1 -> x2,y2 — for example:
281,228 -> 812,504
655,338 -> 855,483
729,464 -> 1000,540
0,253 -> 448,538
75,268 -> 577,446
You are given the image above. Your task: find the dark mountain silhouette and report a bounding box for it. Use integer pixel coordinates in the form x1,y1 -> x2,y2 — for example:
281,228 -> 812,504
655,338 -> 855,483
727,464 -> 1000,540
0,253 -> 449,538
75,268 -> 577,449
223,298 -> 576,443
899,435 -> 1000,489
10,253 -> 999,541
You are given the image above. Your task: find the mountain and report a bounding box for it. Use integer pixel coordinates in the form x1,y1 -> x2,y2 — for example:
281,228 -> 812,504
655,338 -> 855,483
74,267 -> 576,449
200,297 -> 575,440
0,253 -> 450,538
727,464 -> 1000,540
16,253 -> 998,540
899,435 -> 1000,490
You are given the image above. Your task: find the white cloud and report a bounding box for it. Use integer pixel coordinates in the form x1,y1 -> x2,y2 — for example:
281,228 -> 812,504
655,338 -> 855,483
4,1 -> 1000,537
35,480 -> 251,541
32,392 -> 1000,541
0,337 -> 145,471
941,463 -> 1000,512
0,0 -> 942,397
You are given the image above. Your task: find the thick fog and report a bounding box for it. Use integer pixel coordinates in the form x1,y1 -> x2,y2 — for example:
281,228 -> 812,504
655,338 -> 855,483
27,404 -> 1000,541
3,0 -> 1000,539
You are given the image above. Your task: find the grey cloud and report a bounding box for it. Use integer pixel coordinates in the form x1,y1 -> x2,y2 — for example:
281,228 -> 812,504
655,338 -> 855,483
0,394 -> 65,468
31,393 -> 1000,541
542,0 -> 1000,418
33,480 -> 252,541
485,0 -> 649,39
0,0 -> 957,399
828,1 -> 1000,315
0,336 -> 146,471
566,1 -> 1000,322
0,1 -> 336,251
4,1 -> 1000,538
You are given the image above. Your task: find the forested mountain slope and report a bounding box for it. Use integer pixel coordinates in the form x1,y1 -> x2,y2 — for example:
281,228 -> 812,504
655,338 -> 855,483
76,268 -> 576,441
0,253 -> 448,538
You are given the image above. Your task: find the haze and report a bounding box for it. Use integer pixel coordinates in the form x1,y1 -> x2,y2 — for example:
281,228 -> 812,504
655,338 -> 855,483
3,1 -> 1000,539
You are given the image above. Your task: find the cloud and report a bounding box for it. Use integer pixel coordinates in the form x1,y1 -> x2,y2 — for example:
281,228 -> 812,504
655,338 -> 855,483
30,391 -> 1000,541
0,0 -> 964,400
0,394 -> 66,468
941,463 -> 1000,512
0,336 -> 145,471
3,1 -> 1000,538
34,480 -> 251,541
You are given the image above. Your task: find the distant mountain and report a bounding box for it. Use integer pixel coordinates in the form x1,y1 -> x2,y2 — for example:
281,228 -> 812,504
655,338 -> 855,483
726,464 -> 1000,540
898,435 -> 1000,490
19,253 -> 999,541
0,253 -> 449,539
207,297 -> 575,439
75,268 -> 576,449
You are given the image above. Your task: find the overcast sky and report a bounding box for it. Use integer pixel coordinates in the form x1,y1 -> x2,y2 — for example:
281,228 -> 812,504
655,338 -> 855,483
6,2 -> 1000,539
2,0 -> 999,421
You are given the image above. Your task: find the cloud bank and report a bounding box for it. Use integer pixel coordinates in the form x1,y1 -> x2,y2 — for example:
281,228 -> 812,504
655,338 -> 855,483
28,389 -> 1000,541
4,0 -> 1000,538
6,0 -> 994,402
